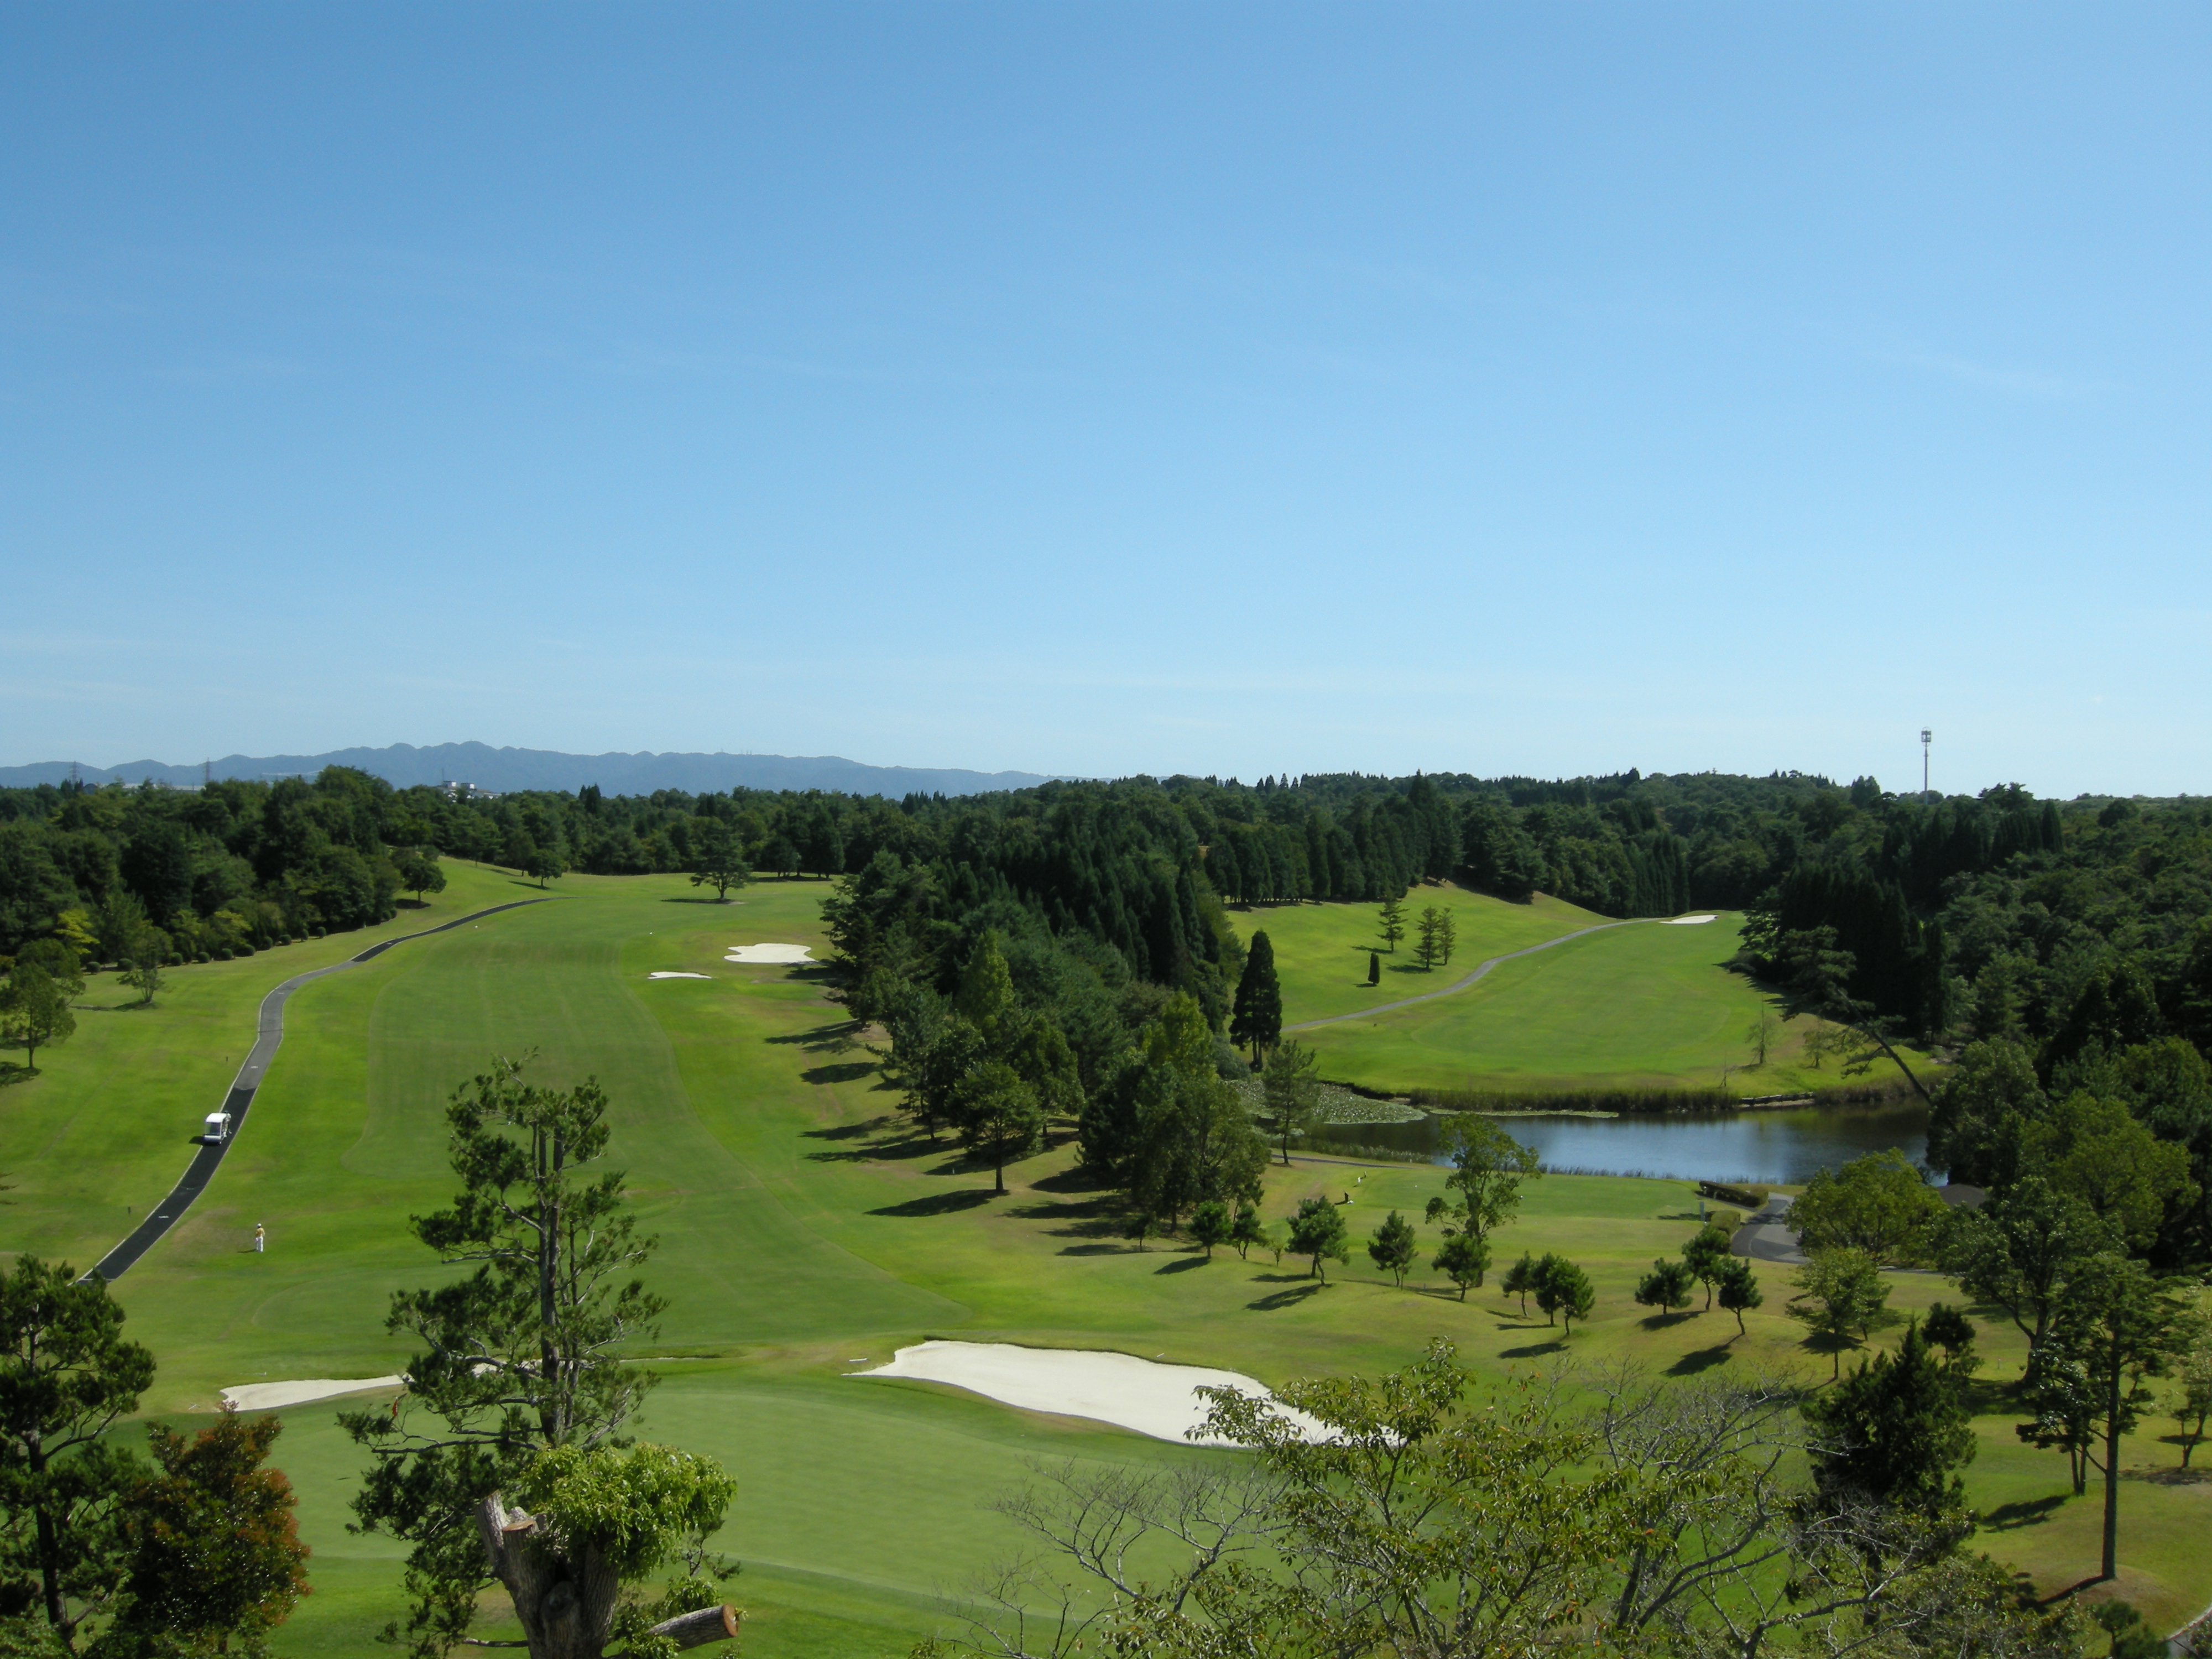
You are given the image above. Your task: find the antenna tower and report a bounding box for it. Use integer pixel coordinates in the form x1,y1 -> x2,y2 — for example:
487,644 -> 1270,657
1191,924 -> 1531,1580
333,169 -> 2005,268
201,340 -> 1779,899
1921,729 -> 1932,798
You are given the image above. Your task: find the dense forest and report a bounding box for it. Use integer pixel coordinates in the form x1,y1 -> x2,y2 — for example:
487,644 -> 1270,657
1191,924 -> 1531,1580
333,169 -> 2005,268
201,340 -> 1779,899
9,764 -> 2209,1237
4,766 -> 2208,1061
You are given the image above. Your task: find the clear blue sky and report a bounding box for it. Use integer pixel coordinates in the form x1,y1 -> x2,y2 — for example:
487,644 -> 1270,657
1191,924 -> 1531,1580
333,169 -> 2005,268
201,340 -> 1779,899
4,3 -> 2205,796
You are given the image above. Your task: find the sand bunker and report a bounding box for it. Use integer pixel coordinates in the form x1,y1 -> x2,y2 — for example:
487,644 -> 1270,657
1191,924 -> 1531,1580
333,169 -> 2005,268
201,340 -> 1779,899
1661,914 -> 1718,925
646,971 -> 712,979
221,1375 -> 405,1411
851,1340 -> 1324,1444
724,943 -> 812,963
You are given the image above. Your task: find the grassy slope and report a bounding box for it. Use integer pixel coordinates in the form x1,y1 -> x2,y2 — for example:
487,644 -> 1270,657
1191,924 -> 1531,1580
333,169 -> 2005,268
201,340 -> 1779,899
2,875 -> 2198,1651
1242,884 -> 1608,1025
1277,900 -> 1924,1095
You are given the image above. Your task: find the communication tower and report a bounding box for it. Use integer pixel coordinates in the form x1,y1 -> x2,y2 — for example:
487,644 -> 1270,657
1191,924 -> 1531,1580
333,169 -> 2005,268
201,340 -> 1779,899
1921,729 -> 1932,797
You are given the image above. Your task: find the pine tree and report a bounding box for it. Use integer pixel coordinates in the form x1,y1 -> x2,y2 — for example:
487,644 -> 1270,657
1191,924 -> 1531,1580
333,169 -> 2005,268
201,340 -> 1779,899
1230,1201 -> 1266,1260
1804,1319 -> 1976,1520
1367,951 -> 1380,985
1682,1223 -> 1734,1310
1634,1258 -> 1695,1318
1230,931 -> 1284,1062
1368,1211 -> 1417,1287
1415,905 -> 1444,971
1378,895 -> 1406,953
1715,1257 -> 1764,1335
1288,1197 -> 1350,1282
1501,1251 -> 1538,1316
1433,1231 -> 1491,1300
1190,1199 -> 1233,1260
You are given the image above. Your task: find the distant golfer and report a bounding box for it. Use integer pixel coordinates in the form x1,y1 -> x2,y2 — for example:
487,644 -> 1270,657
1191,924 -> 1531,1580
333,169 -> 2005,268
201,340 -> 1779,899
253,1223 -> 265,1254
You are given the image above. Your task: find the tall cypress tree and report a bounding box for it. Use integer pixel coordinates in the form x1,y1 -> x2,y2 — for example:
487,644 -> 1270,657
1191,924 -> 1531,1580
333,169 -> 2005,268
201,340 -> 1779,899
1230,931 -> 1284,1061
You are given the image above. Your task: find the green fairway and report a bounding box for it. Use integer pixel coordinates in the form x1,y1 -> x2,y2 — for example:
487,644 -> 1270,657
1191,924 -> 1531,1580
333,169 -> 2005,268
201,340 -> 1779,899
3,874 -> 2200,1651
1288,904 -> 1921,1095
1234,884 -> 1611,1025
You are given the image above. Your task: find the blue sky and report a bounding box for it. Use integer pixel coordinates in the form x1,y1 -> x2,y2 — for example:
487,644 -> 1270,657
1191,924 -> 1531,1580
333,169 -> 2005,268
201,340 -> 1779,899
4,3 -> 2205,796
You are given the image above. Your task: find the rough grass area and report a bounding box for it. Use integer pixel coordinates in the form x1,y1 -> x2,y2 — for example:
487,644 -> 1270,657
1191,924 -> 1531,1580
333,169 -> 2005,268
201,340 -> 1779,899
1,874 -> 2193,1653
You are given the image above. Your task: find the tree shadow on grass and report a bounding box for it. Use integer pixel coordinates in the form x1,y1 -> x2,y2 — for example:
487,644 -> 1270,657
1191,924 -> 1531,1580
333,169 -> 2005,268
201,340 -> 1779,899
2123,1462 -> 2212,1486
801,1120 -> 943,1163
1059,1242 -> 1138,1257
0,1064 -> 36,1089
1639,1311 -> 1699,1332
868,1190 -> 996,1218
1501,1339 -> 1567,1359
1980,1495 -> 2070,1531
766,1022 -> 861,1052
1249,1283 -> 1326,1312
1667,1345 -> 1736,1376
1029,1166 -> 1112,1195
801,1062 -> 878,1086
1155,1255 -> 1209,1275
1010,1194 -> 1123,1235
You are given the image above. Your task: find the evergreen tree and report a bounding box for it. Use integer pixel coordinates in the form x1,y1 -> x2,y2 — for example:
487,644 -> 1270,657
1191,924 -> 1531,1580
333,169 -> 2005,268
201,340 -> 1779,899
1715,1257 -> 1764,1335
1259,1040 -> 1319,1165
1434,907 -> 1457,969
1377,896 -> 1406,953
1681,1223 -> 1734,1310
1229,931 -> 1283,1061
1366,1210 -> 1417,1287
1230,1201 -> 1266,1260
1533,1255 -> 1596,1331
1415,905 -> 1444,971
1803,1319 -> 1976,1521
0,1259 -> 156,1647
342,1057 -> 673,1658
1432,1232 -> 1491,1300
1287,1197 -> 1350,1282
1189,1199 -> 1233,1260
1633,1258 -> 1695,1318
1366,951 -> 1380,985
1500,1251 -> 1538,1316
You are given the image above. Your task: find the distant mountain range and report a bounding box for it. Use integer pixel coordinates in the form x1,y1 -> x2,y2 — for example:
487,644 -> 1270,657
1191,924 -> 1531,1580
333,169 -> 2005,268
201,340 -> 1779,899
0,742 -> 1061,799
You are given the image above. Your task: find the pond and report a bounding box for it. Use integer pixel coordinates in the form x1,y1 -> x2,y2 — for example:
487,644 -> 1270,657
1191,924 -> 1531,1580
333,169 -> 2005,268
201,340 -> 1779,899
1307,1102 -> 1929,1185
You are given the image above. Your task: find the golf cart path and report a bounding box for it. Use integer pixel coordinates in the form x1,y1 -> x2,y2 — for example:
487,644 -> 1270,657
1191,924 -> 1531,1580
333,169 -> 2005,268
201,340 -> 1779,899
84,898 -> 552,1284
1730,1193 -> 1806,1265
1283,917 -> 1657,1032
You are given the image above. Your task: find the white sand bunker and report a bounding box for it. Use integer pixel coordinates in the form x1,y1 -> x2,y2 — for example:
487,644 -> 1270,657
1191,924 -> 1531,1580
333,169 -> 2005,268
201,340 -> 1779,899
646,971 -> 712,979
221,1376 -> 405,1411
851,1340 -> 1324,1445
724,943 -> 812,963
1661,914 -> 1718,925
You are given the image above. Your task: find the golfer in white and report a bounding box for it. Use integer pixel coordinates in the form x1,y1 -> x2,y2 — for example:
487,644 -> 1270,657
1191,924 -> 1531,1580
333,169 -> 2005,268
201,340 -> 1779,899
254,1223 -> 265,1253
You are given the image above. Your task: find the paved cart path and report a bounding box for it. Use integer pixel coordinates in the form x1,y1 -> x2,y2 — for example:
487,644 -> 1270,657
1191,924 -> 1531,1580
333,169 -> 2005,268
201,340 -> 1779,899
1729,1193 -> 1806,1265
85,898 -> 551,1283
1282,917 -> 1656,1032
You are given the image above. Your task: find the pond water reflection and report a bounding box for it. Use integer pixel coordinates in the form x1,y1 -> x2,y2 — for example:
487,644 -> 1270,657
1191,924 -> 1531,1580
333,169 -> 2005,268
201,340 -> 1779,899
1308,1103 -> 1929,1185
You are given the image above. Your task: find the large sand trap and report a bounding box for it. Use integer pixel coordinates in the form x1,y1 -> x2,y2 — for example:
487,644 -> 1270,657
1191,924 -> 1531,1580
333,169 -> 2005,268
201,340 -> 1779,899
646,971 -> 712,979
221,1375 -> 405,1411
1661,914 -> 1718,925
725,943 -> 812,963
851,1340 -> 1324,1444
